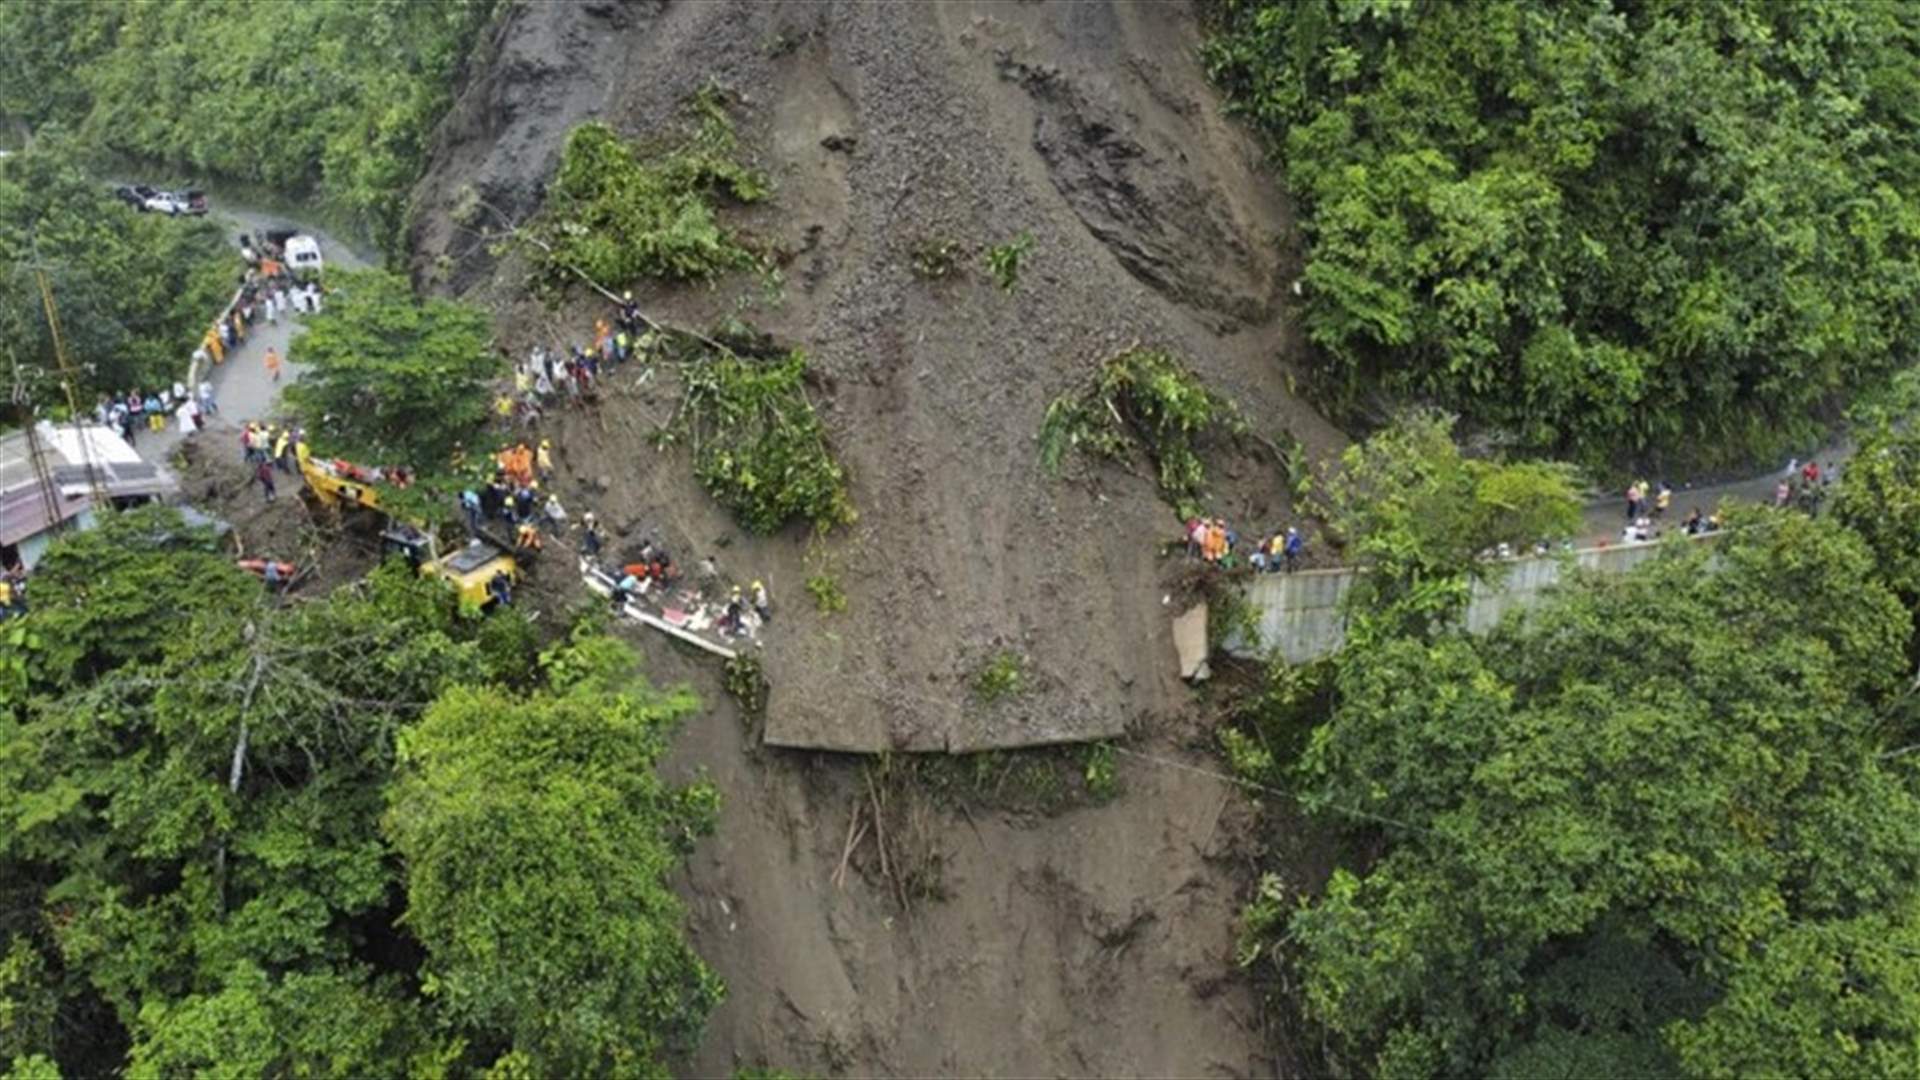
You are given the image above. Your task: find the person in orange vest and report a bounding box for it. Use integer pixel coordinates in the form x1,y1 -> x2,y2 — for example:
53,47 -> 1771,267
205,327 -> 225,364
264,347 -> 282,381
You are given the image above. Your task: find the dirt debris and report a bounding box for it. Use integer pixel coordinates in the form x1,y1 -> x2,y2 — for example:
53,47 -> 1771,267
407,1 -> 1335,1074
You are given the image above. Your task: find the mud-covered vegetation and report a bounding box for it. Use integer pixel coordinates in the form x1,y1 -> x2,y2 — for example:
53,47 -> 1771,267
1207,0 -> 1920,467
0,511 -> 718,1076
535,95 -> 769,289
665,348 -> 854,535
0,0 -> 498,254
1040,347 -> 1247,516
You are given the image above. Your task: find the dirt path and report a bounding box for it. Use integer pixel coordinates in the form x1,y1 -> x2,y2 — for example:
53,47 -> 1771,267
135,207 -> 370,466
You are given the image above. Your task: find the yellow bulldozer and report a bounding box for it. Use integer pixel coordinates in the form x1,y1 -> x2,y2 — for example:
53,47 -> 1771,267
297,442 -> 518,608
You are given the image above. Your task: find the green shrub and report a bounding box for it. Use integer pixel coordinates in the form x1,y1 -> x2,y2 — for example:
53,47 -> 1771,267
971,651 -> 1026,702
670,349 -> 854,535
536,92 -> 768,288
1038,347 -> 1247,515
723,653 -> 767,718
985,232 -> 1033,291
1082,742 -> 1119,802
804,573 -> 846,614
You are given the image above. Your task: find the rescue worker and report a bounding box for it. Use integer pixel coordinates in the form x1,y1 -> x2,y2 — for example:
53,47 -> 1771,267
611,569 -> 640,612
515,521 -> 544,553
272,428 -> 292,472
721,586 -> 747,637
0,576 -> 13,621
483,477 -> 510,522
1283,527 -> 1304,572
752,580 -> 771,623
255,459 -> 277,502
536,439 -> 554,482
487,570 -> 513,607
581,512 -> 604,557
460,489 -> 483,533
542,491 -> 568,529
512,485 -> 537,523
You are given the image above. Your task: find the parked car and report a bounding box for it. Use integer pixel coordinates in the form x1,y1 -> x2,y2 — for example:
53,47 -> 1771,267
113,183 -> 157,209
142,190 -> 188,216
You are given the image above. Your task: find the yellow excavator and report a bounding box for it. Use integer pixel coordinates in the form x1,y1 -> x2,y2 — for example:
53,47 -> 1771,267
297,442 -> 518,608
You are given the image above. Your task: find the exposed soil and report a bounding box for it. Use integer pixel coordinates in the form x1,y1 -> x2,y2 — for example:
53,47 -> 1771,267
414,0 -> 1339,753
409,1 -> 1338,1074
171,434 -> 380,597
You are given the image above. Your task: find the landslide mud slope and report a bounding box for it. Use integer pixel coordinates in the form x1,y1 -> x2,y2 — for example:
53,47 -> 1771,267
410,1 -> 1335,1075
412,0 -> 1341,754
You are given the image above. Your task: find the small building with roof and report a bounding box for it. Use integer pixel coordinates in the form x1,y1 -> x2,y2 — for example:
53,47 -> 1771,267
0,421 -> 179,570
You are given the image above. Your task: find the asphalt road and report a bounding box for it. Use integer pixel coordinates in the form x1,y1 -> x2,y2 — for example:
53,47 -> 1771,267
1573,441 -> 1854,546
137,206 -> 371,464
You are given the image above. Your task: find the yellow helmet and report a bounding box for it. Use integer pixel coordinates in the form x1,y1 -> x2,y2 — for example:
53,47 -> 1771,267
752,580 -> 764,590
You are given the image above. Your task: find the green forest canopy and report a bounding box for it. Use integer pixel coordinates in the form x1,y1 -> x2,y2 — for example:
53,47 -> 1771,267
0,509 -> 719,1077
1231,414 -> 1920,1077
0,132 -> 231,401
1206,0 -> 1920,467
0,0 -> 498,255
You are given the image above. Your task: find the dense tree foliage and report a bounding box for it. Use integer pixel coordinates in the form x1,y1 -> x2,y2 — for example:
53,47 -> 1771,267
0,508 -> 719,1077
1312,410 -> 1581,637
285,269 -> 497,469
1236,506 -> 1920,1076
0,0 -> 498,254
387,630 -> 723,1075
1206,0 -> 1920,466
0,132 -> 230,400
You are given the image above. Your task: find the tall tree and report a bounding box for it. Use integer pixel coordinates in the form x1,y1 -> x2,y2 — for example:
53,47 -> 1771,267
1310,409 -> 1580,637
284,269 -> 496,469
385,629 -> 723,1076
1,509 -> 719,1076
1206,0 -> 1920,467
1257,509 -> 1920,1076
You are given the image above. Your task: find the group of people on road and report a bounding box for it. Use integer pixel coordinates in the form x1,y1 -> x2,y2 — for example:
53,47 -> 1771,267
1774,458 -> 1835,514
95,380 -> 217,444
1186,516 -> 1305,574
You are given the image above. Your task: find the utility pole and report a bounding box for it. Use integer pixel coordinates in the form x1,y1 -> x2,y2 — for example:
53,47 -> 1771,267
34,268 -> 110,509
6,345 -> 63,541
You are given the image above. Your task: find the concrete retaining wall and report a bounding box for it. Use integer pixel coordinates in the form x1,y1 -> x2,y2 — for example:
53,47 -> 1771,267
1233,534 -> 1717,663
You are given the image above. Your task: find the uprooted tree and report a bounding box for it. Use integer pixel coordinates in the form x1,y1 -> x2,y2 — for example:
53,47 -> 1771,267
1039,346 -> 1247,518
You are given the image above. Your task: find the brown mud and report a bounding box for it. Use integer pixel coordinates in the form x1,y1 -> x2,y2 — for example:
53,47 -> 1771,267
410,1 -> 1339,1073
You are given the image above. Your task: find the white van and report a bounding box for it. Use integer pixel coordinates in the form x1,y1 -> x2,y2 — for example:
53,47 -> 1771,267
284,235 -> 323,279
